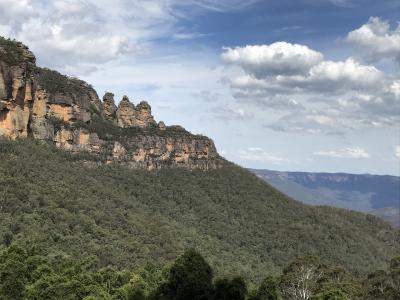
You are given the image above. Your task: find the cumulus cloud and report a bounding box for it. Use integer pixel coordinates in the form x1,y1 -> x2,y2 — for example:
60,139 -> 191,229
228,57 -> 383,95
1,0 -> 256,76
222,42 -> 323,77
347,17 -> 400,63
314,147 -> 370,158
0,0 -> 35,31
0,0 -> 167,74
307,58 -> 383,90
390,80 -> 400,97
238,147 -> 290,164
266,83 -> 400,135
395,146 -> 400,159
222,36 -> 399,133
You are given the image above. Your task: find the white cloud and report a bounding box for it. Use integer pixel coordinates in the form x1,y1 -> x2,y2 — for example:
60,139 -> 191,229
213,105 -> 254,121
187,0 -> 260,12
267,110 -> 347,135
0,0 -> 165,74
390,80 -> 400,97
267,85 -> 400,134
307,58 -> 383,90
0,0 -> 35,30
232,89 -> 305,110
1,0 -> 258,76
347,17 -> 400,63
226,54 -> 383,94
222,38 -> 399,133
395,146 -> 400,159
314,147 -> 370,158
222,42 -> 323,77
238,147 -> 290,164
328,0 -> 352,7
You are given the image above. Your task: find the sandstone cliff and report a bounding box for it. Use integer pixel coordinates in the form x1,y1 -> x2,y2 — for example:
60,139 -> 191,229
0,37 -> 223,170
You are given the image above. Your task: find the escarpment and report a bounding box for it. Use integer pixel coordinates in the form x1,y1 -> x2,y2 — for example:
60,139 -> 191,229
0,37 -> 223,170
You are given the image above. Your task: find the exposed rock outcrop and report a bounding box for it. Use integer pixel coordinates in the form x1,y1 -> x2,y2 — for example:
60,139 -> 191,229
0,37 -> 223,170
54,128 -> 102,153
108,133 -> 219,170
158,121 -> 166,130
102,92 -> 117,120
116,96 -> 156,128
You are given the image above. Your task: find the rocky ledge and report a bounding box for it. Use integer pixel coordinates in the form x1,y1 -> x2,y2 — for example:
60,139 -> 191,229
0,37 -> 223,170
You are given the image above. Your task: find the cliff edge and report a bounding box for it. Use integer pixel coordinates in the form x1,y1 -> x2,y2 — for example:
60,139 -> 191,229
0,37 -> 223,170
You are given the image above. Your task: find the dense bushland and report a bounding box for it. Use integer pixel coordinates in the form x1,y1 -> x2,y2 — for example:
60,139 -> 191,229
0,246 -> 399,299
0,138 -> 398,284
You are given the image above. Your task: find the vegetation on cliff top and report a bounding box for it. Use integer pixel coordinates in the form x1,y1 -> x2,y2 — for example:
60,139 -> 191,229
0,36 -> 93,98
32,66 -> 94,96
0,37 -> 26,66
0,138 -> 398,285
82,114 -> 209,141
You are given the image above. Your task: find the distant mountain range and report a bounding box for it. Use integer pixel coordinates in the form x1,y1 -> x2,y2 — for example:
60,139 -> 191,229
250,169 -> 400,227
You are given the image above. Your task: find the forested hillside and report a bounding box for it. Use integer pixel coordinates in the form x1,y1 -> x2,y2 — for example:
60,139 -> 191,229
0,138 -> 398,285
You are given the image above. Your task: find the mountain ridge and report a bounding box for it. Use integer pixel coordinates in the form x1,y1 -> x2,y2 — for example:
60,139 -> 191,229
251,168 -> 400,227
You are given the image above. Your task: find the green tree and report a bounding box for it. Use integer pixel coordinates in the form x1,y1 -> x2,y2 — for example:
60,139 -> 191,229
2,232 -> 13,247
155,249 -> 213,300
389,256 -> 400,299
115,264 -> 165,300
212,276 -> 247,300
309,289 -> 349,300
363,270 -> 391,300
363,257 -> 400,300
249,275 -> 283,300
315,266 -> 360,299
0,246 -> 30,299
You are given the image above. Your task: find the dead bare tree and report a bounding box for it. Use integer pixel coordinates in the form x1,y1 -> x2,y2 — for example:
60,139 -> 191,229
282,259 -> 323,300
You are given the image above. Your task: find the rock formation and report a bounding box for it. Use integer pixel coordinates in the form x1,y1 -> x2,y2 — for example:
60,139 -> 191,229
102,92 -> 117,120
0,37 -> 223,170
116,96 -> 156,128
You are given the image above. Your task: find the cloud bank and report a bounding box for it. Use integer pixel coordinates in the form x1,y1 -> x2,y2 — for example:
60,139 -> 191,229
0,0 -> 258,75
222,18 -> 400,135
314,147 -> 370,159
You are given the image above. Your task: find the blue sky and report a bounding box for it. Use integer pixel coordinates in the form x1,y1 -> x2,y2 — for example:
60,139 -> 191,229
1,0 -> 399,175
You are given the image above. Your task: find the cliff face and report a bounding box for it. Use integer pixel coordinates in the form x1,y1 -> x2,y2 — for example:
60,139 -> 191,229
0,37 -> 222,170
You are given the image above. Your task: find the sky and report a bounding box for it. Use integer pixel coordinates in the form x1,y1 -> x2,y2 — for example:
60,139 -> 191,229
0,0 -> 399,175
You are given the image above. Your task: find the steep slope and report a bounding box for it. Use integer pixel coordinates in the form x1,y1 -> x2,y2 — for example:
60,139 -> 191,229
251,169 -> 400,227
0,37 -> 222,170
0,139 -> 398,284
